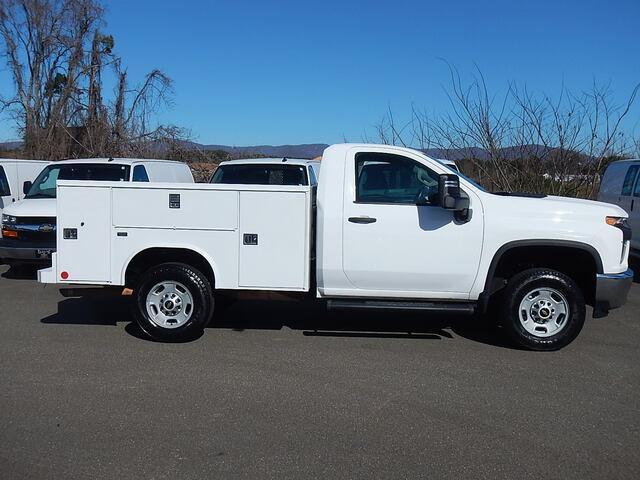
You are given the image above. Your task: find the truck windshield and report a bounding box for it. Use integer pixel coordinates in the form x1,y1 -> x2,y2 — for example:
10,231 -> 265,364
26,163 -> 130,199
211,164 -> 308,186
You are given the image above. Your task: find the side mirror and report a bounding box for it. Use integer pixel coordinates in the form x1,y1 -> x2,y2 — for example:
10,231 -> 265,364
23,181 -> 32,196
438,174 -> 470,218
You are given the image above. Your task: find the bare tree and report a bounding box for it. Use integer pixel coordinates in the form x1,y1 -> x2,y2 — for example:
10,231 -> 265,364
375,65 -> 639,197
0,0 -> 186,160
0,0 -> 103,157
108,66 -> 174,156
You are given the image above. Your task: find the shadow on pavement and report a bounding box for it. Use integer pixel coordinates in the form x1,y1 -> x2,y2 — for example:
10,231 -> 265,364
41,295 -> 515,349
1,265 -> 39,280
227,299 -> 514,348
41,297 -> 131,326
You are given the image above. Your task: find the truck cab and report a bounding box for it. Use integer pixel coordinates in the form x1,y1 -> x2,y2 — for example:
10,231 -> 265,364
38,144 -> 633,350
1,158 -> 193,266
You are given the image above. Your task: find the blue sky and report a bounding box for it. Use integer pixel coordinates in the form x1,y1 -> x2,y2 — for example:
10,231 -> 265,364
1,0 -> 639,145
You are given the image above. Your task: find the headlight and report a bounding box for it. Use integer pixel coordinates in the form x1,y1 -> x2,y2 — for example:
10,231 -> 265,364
606,216 -> 632,242
606,216 -> 629,228
1,214 -> 16,225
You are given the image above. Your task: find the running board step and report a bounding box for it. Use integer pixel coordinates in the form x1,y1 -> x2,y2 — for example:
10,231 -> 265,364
327,299 -> 476,314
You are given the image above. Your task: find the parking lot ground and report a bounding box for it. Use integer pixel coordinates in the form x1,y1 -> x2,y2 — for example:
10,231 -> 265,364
1,264 -> 639,479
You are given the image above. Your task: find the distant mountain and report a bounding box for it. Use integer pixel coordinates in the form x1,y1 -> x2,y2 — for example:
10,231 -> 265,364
196,143 -> 572,161
0,140 -> 24,151
200,143 -> 329,159
422,144 -> 594,163
422,147 -> 489,161
0,140 -> 589,162
0,140 -> 330,159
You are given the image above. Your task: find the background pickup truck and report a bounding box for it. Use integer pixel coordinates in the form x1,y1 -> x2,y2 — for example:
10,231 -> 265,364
38,144 -> 633,350
210,157 -> 321,186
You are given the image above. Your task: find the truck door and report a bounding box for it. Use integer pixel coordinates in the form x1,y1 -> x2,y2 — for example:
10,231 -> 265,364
342,149 -> 483,297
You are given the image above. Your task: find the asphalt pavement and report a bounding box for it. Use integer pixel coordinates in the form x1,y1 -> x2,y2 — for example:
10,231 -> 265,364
1,264 -> 639,479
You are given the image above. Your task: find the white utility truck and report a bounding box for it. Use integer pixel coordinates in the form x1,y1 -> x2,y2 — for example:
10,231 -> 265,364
38,144 -> 633,350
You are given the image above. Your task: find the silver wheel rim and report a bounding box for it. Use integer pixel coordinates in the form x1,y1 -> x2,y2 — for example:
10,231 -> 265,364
145,281 -> 194,329
518,287 -> 570,338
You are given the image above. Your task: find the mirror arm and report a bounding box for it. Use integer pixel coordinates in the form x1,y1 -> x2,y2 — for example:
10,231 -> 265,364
454,208 -> 471,223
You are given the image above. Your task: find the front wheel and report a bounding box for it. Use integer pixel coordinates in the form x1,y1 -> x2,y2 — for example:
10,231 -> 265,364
133,262 -> 214,341
500,268 -> 586,351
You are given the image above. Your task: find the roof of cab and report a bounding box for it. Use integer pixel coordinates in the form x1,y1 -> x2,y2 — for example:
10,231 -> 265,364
44,158 -> 185,166
0,158 -> 47,164
218,158 -> 320,167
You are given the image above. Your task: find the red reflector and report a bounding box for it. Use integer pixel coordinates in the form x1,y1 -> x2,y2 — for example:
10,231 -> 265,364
60,271 -> 69,280
2,229 -> 18,238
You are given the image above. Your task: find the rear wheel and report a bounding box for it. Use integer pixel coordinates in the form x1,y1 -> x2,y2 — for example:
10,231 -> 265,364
133,262 -> 213,341
500,268 -> 585,351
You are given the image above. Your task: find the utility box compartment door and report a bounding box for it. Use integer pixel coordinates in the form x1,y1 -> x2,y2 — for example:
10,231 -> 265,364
57,185 -> 111,283
238,190 -> 309,290
112,188 -> 238,230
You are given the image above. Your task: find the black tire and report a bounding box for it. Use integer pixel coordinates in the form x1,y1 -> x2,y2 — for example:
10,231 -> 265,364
500,268 -> 585,351
133,262 -> 214,342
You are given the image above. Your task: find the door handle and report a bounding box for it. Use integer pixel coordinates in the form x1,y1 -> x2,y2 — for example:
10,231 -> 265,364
348,216 -> 377,224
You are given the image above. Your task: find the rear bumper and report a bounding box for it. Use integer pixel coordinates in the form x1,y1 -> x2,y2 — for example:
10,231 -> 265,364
594,269 -> 634,317
37,253 -> 58,284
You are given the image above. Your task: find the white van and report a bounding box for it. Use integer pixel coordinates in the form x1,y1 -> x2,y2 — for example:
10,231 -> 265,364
0,159 -> 47,214
0,158 -> 193,266
598,159 -> 640,253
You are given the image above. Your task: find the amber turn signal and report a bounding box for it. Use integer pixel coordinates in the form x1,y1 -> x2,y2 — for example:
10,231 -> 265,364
1,228 -> 18,238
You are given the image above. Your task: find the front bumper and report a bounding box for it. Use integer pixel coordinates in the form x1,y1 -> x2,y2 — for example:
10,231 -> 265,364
593,268 -> 634,317
0,238 -> 55,264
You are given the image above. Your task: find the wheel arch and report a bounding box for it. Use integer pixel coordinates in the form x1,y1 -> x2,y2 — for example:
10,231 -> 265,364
122,245 -> 219,288
478,240 -> 603,313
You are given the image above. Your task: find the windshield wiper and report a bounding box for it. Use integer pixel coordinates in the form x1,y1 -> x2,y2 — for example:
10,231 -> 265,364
493,191 -> 547,198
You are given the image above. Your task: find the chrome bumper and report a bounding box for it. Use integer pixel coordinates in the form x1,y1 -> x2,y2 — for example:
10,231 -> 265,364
594,269 -> 634,317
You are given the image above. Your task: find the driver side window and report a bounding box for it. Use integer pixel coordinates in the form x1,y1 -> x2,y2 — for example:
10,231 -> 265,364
355,152 -> 439,204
